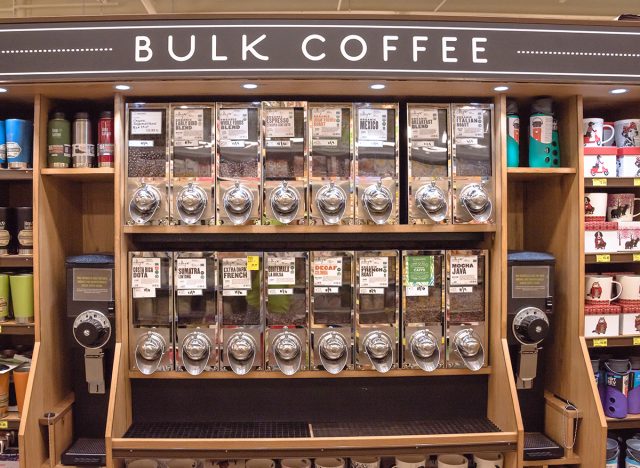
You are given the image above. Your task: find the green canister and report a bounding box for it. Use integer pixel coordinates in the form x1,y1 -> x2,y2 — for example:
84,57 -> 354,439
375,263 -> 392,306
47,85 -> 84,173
47,112 -> 71,167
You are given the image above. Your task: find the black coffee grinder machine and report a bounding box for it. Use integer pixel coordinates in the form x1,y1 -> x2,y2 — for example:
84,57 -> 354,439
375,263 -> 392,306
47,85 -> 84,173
62,254 -> 115,466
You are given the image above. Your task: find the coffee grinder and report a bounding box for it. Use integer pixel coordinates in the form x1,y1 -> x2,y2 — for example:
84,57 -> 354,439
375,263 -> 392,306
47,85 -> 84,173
219,252 -> 263,375
129,251 -> 174,374
216,103 -> 262,225
402,250 -> 445,371
264,251 -> 309,375
308,103 -> 354,225
452,103 -> 495,224
446,249 -> 488,370
407,104 -> 451,225
262,101 -> 308,225
126,103 -> 170,226
174,251 -> 218,375
354,103 -> 399,225
170,103 -> 215,225
310,250 -> 354,374
62,254 -> 115,466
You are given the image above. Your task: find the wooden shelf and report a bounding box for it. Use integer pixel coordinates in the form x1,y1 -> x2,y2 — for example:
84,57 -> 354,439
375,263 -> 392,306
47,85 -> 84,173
0,169 -> 32,181
0,410 -> 20,430
607,413 -> 640,429
0,255 -> 32,268
129,367 -> 492,379
522,455 -> 581,466
585,253 -> 640,264
0,320 -> 34,335
586,335 -> 640,348
585,177 -> 640,188
40,167 -> 114,182
507,167 -> 576,181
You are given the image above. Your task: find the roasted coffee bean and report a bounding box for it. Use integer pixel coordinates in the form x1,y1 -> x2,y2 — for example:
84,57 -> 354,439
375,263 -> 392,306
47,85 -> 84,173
127,147 -> 167,177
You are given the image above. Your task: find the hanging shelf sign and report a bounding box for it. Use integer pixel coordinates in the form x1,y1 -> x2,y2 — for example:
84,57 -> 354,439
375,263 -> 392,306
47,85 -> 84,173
0,18 -> 639,82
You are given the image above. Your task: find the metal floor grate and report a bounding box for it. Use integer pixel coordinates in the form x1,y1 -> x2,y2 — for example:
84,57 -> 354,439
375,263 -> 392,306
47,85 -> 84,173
125,421 -> 311,439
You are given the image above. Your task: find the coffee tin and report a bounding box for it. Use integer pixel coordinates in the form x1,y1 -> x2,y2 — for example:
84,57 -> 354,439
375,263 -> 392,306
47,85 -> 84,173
0,120 -> 6,167
5,119 -> 33,169
0,207 -> 14,255
72,112 -> 95,168
14,207 -> 32,255
97,111 -> 114,167
47,112 -> 71,167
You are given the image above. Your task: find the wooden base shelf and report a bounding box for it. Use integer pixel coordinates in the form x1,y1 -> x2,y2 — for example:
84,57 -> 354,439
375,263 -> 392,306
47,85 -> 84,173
607,413 -> 640,429
585,178 -> 640,188
41,167 -> 115,182
0,169 -> 32,181
507,167 -> 576,181
522,455 -> 581,466
1,410 -> 20,430
587,336 -> 640,348
585,253 -> 640,264
0,255 -> 32,267
0,320 -> 34,335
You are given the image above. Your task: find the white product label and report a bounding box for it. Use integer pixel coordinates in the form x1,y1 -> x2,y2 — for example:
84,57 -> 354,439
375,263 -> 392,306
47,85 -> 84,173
359,257 -> 389,288
415,140 -> 435,148
313,257 -> 343,286
450,286 -> 474,293
530,115 -> 553,144
265,108 -> 295,138
358,140 -> 384,148
312,108 -> 343,138
508,116 -> 520,142
219,108 -> 249,141
455,138 -> 478,145
175,258 -> 207,290
0,144 -> 6,158
455,109 -> 485,138
450,255 -> 478,286
361,287 -> 385,295
128,140 -> 153,147
314,286 -> 339,294
72,143 -> 95,157
6,142 -> 20,159
266,140 -> 291,148
220,140 -> 246,148
177,289 -> 203,296
268,287 -> 294,295
131,257 -> 161,289
132,287 -> 156,298
267,257 -> 296,285
358,108 -> 388,141
313,139 -> 338,147
173,108 -> 204,147
131,111 -> 163,135
222,289 -> 248,296
410,108 -> 439,140
222,257 -> 251,290
406,285 -> 429,297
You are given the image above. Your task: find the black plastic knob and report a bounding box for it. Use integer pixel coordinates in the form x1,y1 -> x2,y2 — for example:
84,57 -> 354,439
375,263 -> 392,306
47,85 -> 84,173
515,315 -> 549,344
74,318 -> 107,348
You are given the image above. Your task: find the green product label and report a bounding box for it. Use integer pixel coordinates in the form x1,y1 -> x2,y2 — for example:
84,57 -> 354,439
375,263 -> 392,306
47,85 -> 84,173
407,256 -> 434,286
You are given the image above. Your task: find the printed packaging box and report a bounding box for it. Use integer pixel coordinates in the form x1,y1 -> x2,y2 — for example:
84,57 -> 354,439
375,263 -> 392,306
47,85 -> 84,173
585,221 -> 618,254
584,146 -> 617,178
585,303 -> 621,338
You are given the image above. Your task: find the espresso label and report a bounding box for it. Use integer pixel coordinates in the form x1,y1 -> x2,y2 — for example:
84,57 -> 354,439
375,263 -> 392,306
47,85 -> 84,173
265,108 -> 295,138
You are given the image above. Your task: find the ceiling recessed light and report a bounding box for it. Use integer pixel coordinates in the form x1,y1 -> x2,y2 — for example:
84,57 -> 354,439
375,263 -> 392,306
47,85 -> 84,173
243,83 -> 258,89
610,88 -> 629,95
0,88 -> 7,93
114,84 -> 131,91
370,83 -> 386,90
493,85 -> 509,92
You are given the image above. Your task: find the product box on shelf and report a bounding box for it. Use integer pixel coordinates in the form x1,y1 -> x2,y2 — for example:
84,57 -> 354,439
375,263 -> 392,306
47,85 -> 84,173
585,221 -> 618,254
617,147 -> 640,178
584,146 -> 617,178
619,303 -> 640,336
585,303 -> 621,338
618,222 -> 640,252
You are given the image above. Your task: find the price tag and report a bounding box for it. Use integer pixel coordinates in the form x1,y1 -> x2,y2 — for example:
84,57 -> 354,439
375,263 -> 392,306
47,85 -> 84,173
593,338 -> 608,347
406,285 -> 429,297
266,140 -> 291,148
247,256 -> 260,271
361,287 -> 384,295
314,286 -> 339,294
633,254 -> 640,262
0,326 -> 3,334
634,178 -> 640,186
0,421 -> 8,429
634,337 -> 640,346
268,288 -> 294,296
450,286 -> 473,293
596,254 -> 611,263
132,287 -> 156,298
222,289 -> 248,296
177,289 -> 203,297
312,139 -> 338,147
592,178 -> 607,186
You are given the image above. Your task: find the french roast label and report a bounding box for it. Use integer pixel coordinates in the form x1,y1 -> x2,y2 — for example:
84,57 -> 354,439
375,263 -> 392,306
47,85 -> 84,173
312,108 -> 342,138
313,257 -> 343,287
265,108 -> 295,138
455,109 -> 484,139
406,255 -> 434,297
359,256 -> 388,289
175,258 -> 206,290
357,108 -> 388,142
450,255 -> 478,286
73,268 -> 113,302
131,257 -> 161,289
222,257 -> 251,289
410,109 -> 439,140
131,111 -> 163,135
267,257 -> 296,285
173,108 -> 204,147
512,265 -> 549,298
219,108 -> 249,141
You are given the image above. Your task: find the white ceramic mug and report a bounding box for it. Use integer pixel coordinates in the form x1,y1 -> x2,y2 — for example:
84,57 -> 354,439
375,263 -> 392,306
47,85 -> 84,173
607,193 -> 640,222
245,460 -> 275,468
585,192 -> 608,219
473,453 -> 504,468
615,119 -> 640,147
586,275 -> 622,303
604,121 -> 615,144
281,460 -> 311,468
209,461 -> 245,468
350,457 -> 380,468
392,455 -> 427,468
436,455 -> 468,468
167,460 -> 201,468
315,459 -> 346,468
618,274 -> 640,301
584,118 -> 615,147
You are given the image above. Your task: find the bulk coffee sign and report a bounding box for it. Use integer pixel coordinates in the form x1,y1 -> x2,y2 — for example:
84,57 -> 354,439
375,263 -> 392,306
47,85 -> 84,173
1,19 -> 640,82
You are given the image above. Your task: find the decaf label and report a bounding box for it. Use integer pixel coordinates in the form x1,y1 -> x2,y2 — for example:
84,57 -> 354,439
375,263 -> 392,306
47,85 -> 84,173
267,257 -> 296,285
222,257 -> 251,289
131,111 -> 163,135
406,255 -> 433,297
450,255 -> 478,286
131,257 -> 161,289
313,257 -> 343,286
173,108 -> 204,147
73,268 -> 113,302
176,258 -> 206,290
358,108 -> 388,142
219,108 -> 249,141
512,265 -> 550,299
359,256 -> 389,288
265,108 -> 295,138
410,109 -> 439,140
455,109 -> 484,138
312,108 -> 343,138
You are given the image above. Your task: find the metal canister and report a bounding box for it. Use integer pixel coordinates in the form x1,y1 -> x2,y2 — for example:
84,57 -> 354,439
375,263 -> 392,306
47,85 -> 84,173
0,208 -> 14,255
72,112 -> 95,168
14,207 -> 32,256
607,438 -> 620,468
47,112 -> 71,168
5,119 -> 33,169
0,120 -> 6,168
605,358 -> 632,419
97,111 -> 114,168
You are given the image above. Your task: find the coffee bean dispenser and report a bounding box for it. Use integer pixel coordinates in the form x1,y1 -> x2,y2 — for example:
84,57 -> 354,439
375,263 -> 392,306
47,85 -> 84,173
408,104 -> 451,224
219,252 -> 263,375
216,103 -> 262,225
452,103 -> 495,224
129,252 -> 174,374
170,104 -> 215,225
308,103 -> 354,225
355,250 -> 399,373
310,250 -> 354,374
354,103 -> 399,225
126,104 -> 170,225
446,249 -> 488,370
264,251 -> 309,375
262,101 -> 308,225
402,250 -> 445,371
174,252 -> 217,375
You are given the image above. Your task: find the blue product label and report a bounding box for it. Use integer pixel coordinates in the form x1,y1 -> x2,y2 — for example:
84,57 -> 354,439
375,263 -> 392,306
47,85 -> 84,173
626,456 -> 640,468
607,460 -> 617,468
